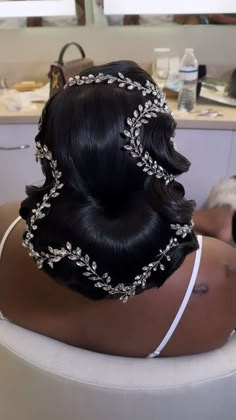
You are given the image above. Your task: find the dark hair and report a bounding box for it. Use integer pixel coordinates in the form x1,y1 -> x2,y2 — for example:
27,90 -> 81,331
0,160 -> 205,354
20,60 -> 198,300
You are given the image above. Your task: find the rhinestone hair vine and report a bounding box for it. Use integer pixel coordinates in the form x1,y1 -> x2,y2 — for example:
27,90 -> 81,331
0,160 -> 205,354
65,72 -> 175,184
24,73 -> 193,303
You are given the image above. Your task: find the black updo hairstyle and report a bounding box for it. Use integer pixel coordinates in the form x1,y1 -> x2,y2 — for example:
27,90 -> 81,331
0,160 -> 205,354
20,60 -> 198,300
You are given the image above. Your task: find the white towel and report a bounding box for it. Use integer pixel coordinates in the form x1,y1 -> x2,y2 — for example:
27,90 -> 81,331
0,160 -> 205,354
204,176 -> 236,211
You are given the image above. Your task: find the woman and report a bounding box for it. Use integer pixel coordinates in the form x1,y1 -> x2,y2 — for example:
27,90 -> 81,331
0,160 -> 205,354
0,61 -> 235,358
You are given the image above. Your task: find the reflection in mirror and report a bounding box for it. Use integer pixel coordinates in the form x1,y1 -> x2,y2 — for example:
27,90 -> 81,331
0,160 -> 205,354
0,0 -> 236,27
104,0 -> 236,15
94,0 -> 236,26
110,14 -> 236,25
102,0 -> 236,25
27,0 -> 85,27
0,0 -> 81,27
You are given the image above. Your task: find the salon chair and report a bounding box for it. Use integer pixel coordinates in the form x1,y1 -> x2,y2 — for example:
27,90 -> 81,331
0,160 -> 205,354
0,319 -> 236,420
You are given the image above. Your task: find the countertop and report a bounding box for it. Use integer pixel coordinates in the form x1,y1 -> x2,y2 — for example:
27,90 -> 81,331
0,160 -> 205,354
0,98 -> 236,130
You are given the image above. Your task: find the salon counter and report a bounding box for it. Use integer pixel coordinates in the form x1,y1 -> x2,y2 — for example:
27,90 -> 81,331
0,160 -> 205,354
0,98 -> 236,207
0,103 -> 43,125
0,99 -> 236,130
171,100 -> 236,131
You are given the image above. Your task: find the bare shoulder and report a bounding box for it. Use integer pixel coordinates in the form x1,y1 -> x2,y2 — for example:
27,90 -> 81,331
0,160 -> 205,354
195,236 -> 236,329
199,236 -> 236,283
0,202 -> 21,240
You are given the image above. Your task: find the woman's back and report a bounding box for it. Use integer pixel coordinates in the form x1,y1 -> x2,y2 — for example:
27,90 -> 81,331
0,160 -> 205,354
0,202 -> 235,357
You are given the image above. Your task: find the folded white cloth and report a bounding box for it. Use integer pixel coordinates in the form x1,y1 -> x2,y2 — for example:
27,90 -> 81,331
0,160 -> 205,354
204,176 -> 236,211
0,90 -> 37,112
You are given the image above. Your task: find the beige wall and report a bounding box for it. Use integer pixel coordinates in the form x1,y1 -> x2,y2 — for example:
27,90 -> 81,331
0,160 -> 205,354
0,25 -> 235,84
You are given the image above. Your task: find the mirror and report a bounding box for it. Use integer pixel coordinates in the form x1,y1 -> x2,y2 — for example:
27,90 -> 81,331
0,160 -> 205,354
0,0 -> 75,17
0,0 -> 236,27
96,0 -> 236,26
104,0 -> 236,15
0,0 -> 79,27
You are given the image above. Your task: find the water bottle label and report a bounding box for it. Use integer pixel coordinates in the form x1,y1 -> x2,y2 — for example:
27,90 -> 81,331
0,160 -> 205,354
179,67 -> 198,81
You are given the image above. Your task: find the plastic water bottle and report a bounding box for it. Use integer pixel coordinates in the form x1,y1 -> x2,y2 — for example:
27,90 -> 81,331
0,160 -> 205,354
177,48 -> 198,112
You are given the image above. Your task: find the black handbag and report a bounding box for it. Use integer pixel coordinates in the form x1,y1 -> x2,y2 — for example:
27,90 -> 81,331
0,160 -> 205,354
48,42 -> 94,97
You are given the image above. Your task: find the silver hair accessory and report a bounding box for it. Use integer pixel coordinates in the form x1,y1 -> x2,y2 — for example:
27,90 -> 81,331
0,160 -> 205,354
24,73 -> 193,303
24,142 -> 193,303
65,72 -> 175,185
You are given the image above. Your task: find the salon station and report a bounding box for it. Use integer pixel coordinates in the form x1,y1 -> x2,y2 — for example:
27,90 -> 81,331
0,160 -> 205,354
0,1 -> 236,208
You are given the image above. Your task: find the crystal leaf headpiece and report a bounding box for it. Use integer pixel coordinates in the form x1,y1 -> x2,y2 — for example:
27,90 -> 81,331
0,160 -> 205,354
24,73 -> 193,303
65,72 -> 175,184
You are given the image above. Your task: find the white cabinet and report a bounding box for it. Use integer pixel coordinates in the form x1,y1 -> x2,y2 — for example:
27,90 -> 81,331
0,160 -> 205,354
175,129 -> 233,208
0,124 -> 43,205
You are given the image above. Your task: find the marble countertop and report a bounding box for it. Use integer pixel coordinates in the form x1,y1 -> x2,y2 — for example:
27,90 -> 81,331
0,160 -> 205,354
0,98 -> 236,130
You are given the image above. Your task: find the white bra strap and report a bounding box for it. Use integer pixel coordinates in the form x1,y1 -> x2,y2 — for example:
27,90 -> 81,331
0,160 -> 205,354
148,235 -> 203,358
0,216 -> 22,259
